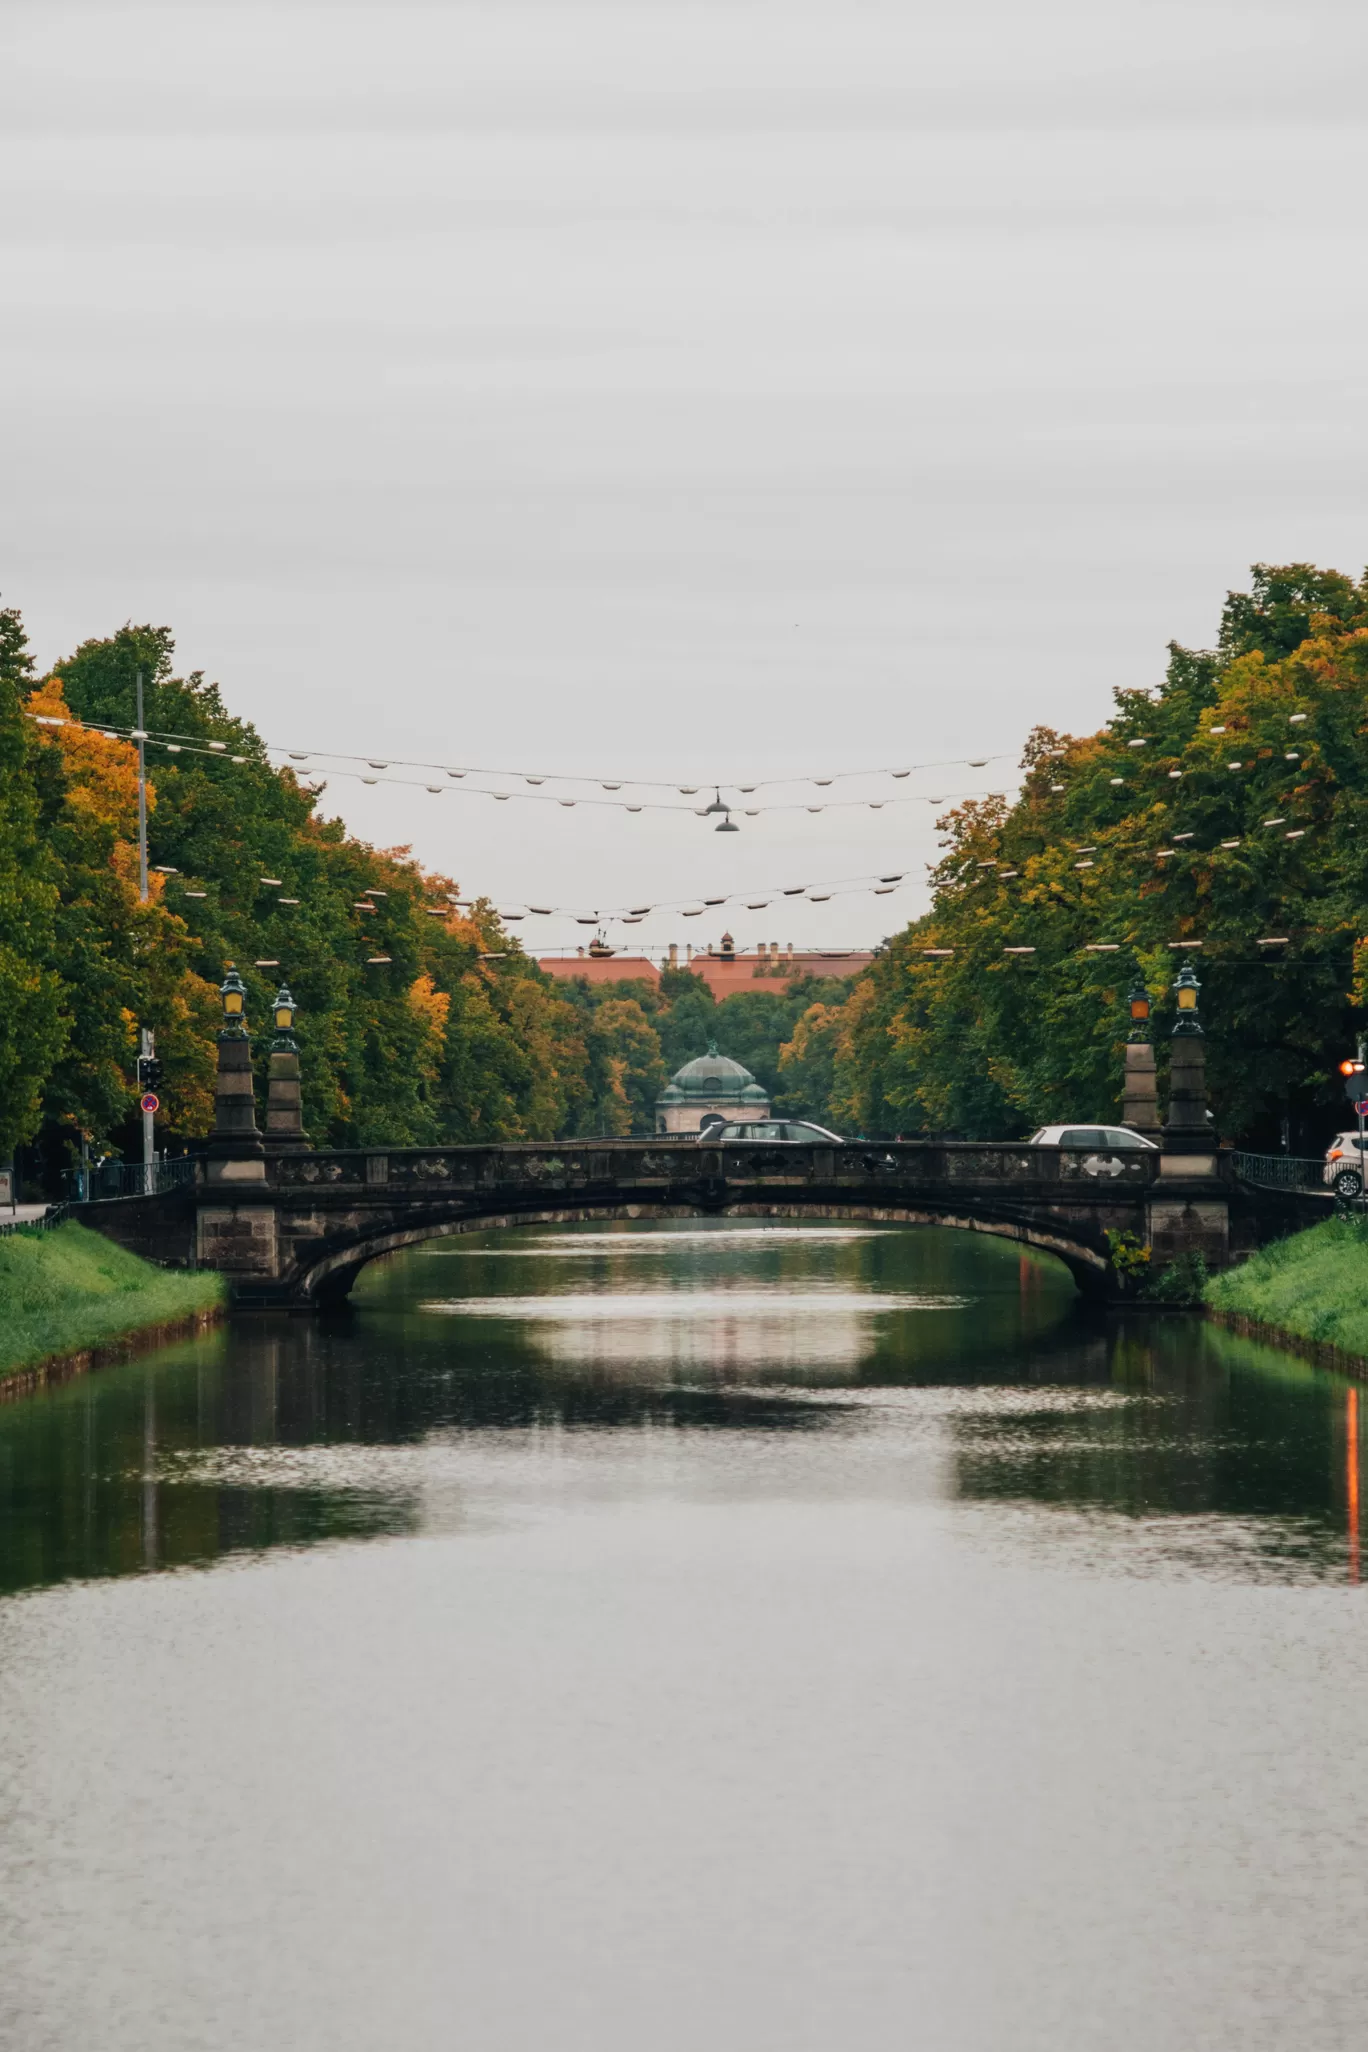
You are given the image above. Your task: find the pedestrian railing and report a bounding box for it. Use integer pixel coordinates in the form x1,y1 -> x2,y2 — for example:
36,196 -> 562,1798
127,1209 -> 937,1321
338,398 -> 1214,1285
1231,1152 -> 1330,1193
63,1158 -> 200,1202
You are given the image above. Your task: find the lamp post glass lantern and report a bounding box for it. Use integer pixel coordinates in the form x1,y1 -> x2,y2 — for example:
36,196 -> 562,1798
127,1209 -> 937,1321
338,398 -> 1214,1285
1127,978 -> 1151,1042
219,964 -> 248,1035
1172,960 -> 1202,1035
272,985 -> 298,1049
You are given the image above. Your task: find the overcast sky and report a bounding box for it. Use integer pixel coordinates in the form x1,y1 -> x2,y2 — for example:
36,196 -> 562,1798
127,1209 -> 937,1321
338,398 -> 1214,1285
4,0 -> 1366,956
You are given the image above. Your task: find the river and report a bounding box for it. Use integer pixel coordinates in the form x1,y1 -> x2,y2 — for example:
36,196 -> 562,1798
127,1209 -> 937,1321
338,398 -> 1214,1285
0,1220 -> 1365,2049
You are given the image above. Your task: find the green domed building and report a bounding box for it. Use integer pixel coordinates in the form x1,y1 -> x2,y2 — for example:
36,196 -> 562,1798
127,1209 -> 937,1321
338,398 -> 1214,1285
654,1042 -> 770,1136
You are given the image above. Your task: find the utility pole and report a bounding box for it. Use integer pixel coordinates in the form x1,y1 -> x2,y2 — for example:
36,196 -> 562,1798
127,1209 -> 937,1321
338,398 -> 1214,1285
1358,1036 -> 1365,1207
134,669 -> 155,1194
135,668 -> 149,905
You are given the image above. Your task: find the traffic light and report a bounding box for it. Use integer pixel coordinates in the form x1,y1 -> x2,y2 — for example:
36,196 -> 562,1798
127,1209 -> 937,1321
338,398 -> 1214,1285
1339,1056 -> 1365,1102
136,1055 -> 163,1091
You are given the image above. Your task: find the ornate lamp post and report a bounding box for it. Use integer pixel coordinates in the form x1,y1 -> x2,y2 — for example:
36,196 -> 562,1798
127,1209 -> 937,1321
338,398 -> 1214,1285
207,963 -> 265,1180
220,965 -> 247,1032
1172,960 -> 1202,1033
264,985 -> 309,1150
1121,974 -> 1160,1133
1163,960 -> 1214,1153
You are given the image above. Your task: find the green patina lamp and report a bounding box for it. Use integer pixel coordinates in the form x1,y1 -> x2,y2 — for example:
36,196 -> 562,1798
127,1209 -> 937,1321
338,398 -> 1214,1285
218,964 -> 249,1037
208,962 -> 265,1168
271,984 -> 298,1051
265,984 -> 308,1149
1172,960 -> 1202,1036
1127,976 -> 1151,1043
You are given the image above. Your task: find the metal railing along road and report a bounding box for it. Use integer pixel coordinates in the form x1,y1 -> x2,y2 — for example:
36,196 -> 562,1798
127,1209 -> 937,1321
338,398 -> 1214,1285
64,1158 -> 200,1203
1231,1152 -> 1330,1193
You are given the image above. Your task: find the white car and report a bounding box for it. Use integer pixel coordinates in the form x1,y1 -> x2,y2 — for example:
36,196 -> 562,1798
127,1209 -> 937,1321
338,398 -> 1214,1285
1324,1133 -> 1367,1196
1028,1125 -> 1160,1151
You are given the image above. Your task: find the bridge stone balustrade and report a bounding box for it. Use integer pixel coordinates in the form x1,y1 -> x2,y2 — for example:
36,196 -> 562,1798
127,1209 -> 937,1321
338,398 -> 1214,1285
69,1138 -> 1248,1309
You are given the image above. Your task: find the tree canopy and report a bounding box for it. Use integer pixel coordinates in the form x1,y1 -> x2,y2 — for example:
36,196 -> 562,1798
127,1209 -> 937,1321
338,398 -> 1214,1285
6,562 -> 1354,1179
824,563 -> 1368,1146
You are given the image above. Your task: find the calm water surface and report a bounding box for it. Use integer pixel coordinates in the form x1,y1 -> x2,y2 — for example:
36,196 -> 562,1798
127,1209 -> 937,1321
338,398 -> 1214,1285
1,1221 -> 1365,2049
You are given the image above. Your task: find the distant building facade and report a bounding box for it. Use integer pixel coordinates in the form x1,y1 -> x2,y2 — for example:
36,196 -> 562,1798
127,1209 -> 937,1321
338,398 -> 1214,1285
655,1042 -> 770,1135
537,932 -> 874,996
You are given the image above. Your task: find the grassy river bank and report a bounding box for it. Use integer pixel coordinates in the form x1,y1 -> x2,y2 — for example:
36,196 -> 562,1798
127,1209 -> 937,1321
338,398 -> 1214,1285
0,1223 -> 224,1392
1206,1215 -> 1368,1371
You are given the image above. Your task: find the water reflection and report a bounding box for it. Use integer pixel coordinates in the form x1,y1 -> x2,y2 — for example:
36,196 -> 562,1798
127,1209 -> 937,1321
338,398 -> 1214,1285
0,1219 -> 1362,1596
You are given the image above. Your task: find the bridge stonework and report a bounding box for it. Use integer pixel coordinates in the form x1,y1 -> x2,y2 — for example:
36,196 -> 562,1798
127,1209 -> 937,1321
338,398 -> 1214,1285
73,1139 -> 1254,1309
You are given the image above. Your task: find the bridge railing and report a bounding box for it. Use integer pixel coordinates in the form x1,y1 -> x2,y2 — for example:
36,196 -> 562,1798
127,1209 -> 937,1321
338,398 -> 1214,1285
62,1157 -> 200,1203
1230,1152 -> 1330,1194
268,1138 -> 1164,1193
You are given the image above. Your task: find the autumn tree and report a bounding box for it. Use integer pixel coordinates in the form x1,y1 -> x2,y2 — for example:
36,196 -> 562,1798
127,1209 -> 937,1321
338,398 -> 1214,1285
0,606 -> 65,1162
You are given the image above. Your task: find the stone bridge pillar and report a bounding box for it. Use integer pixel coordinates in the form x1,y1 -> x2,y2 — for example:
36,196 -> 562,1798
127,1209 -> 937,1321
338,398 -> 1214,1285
197,965 -> 280,1288
1121,976 -> 1160,1135
1148,960 -> 1229,1271
264,984 -> 309,1151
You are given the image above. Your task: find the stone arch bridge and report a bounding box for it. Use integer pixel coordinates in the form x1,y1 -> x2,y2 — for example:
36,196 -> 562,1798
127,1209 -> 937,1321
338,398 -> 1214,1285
72,1137 -> 1270,1310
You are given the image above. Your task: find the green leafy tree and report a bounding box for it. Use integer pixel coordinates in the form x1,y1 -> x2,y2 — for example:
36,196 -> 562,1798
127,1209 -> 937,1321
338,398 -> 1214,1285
0,606 -> 66,1161
833,564 -> 1368,1145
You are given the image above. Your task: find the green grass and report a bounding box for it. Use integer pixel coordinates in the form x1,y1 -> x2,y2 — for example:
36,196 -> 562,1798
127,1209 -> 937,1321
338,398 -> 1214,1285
1206,1215 -> 1368,1359
0,1222 -> 224,1380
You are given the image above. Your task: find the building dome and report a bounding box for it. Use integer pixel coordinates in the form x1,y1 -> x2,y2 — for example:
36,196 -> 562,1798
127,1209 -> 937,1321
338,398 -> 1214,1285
668,1042 -> 759,1097
654,1039 -> 770,1134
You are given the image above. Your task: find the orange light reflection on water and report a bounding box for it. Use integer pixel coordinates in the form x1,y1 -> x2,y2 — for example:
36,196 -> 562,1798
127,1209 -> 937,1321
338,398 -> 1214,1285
1347,1386 -> 1359,1586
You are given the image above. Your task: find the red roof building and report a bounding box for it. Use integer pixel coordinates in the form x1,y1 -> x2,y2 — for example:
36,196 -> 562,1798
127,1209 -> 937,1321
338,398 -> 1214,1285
537,938 -> 874,995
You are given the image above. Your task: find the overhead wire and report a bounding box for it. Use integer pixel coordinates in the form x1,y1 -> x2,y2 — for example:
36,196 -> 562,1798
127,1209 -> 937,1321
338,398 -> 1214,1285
27,702 -> 1331,961
25,711 -> 1015,798
28,717 -> 1013,818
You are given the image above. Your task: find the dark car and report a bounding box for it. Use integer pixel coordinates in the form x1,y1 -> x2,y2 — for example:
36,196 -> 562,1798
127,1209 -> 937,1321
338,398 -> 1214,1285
696,1119 -> 845,1145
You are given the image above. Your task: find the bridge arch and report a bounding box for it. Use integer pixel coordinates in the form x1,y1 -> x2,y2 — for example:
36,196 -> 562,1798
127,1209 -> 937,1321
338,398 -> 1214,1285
296,1199 -> 1107,1307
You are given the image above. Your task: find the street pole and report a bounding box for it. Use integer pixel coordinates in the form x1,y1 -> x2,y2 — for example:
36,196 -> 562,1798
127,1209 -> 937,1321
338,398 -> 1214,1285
140,1025 -> 156,1195
135,668 -> 149,905
135,669 -> 155,1194
1358,1037 -> 1365,1208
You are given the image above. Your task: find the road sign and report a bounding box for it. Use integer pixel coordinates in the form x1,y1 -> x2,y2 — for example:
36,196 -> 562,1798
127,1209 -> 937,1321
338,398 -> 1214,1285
1354,1099 -> 1368,1117
140,1092 -> 160,1114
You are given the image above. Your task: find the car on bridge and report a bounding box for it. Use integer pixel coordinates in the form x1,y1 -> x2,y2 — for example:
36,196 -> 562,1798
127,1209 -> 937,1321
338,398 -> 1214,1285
697,1118 -> 845,1145
1028,1125 -> 1159,1151
1324,1133 -> 1368,1197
